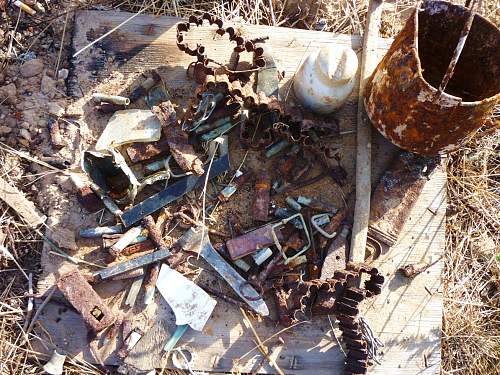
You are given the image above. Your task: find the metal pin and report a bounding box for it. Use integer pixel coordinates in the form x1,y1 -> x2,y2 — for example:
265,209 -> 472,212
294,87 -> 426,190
79,225 -> 123,238
92,93 -> 130,106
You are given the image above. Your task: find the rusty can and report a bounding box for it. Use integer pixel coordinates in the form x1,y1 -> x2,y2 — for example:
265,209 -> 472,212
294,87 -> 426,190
365,0 -> 500,155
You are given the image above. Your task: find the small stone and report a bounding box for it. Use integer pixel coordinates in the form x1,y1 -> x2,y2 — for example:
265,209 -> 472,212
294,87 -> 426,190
57,69 -> 69,80
19,128 -> 31,141
47,102 -> 64,117
18,138 -> 30,147
41,74 -> 56,96
0,126 -> 12,135
0,73 -> 4,84
19,59 -> 44,78
20,121 -> 30,129
0,83 -> 17,105
4,117 -> 16,128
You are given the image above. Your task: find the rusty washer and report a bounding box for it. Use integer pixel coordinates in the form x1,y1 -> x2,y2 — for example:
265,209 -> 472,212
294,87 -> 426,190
365,0 -> 500,155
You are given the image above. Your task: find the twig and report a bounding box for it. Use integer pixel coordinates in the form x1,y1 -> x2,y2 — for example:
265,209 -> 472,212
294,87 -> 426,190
22,273 -> 34,332
241,308 -> 285,375
24,285 -> 56,341
54,11 -> 70,77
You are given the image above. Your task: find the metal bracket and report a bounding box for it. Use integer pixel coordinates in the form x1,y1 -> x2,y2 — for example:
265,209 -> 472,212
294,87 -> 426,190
270,213 -> 311,265
311,213 -> 337,239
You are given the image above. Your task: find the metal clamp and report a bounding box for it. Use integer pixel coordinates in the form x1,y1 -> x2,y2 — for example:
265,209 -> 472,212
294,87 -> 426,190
311,213 -> 337,239
270,213 -> 311,265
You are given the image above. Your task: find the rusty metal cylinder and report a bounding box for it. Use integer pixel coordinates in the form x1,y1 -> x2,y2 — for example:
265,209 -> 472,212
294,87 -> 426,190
365,0 -> 500,155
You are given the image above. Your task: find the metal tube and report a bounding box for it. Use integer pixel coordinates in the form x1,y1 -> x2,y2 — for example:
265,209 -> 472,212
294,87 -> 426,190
92,93 -> 130,106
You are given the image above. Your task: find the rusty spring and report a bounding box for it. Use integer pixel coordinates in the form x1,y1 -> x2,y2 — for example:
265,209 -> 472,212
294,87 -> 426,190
175,17 -> 337,156
273,263 -> 384,374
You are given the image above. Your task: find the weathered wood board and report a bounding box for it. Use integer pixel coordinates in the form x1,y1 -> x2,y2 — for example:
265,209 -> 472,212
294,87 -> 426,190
34,11 -> 444,375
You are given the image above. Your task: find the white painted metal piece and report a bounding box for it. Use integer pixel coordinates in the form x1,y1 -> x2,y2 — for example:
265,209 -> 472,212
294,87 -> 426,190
156,264 -> 216,331
43,350 -> 66,375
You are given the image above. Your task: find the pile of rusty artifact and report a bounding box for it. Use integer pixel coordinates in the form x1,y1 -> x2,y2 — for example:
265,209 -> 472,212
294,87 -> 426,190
49,9 -> 464,375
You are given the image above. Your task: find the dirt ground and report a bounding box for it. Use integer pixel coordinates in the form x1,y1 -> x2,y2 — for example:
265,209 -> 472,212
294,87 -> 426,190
0,0 -> 498,374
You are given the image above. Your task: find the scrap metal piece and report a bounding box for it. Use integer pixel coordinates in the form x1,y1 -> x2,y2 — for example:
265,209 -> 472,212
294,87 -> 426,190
178,226 -> 269,316
311,213 -> 337,239
152,101 -> 204,176
79,225 -> 123,238
57,270 -> 116,332
95,248 -> 171,281
253,171 -> 271,222
120,152 -> 230,227
217,170 -> 252,202
43,350 -> 66,375
142,215 -> 167,305
118,328 -> 143,359
254,42 -> 279,98
129,70 -> 161,102
271,213 -> 311,264
365,0 -> 500,155
125,275 -> 144,308
126,138 -> 170,163
226,223 -> 284,260
399,262 -> 432,278
92,93 -> 130,106
369,151 -> 438,248
48,118 -> 65,149
156,263 -> 216,331
109,226 -> 143,257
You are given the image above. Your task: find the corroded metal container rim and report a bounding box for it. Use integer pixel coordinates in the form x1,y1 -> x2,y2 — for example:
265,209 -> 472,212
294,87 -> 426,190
413,1 -> 500,106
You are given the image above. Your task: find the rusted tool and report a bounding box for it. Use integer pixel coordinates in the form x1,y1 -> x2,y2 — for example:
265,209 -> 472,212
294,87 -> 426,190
368,151 -> 439,248
94,248 -> 171,281
226,223 -> 285,260
365,0 -> 500,155
253,171 -> 271,222
178,225 -> 269,316
57,269 -> 116,333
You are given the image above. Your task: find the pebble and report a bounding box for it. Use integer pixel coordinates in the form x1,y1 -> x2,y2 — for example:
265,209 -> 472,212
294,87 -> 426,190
0,126 -> 12,135
0,83 -> 17,105
19,128 -> 31,141
4,117 -> 16,128
21,121 -> 30,129
48,102 -> 64,117
41,74 -> 56,95
20,59 -> 44,78
57,68 -> 69,80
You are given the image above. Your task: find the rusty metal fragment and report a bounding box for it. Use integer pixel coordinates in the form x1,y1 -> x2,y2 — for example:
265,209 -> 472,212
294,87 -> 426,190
226,224 -> 284,260
252,171 -> 271,222
152,101 -> 204,175
126,138 -> 170,163
57,270 -> 116,332
48,118 -> 64,149
365,0 -> 500,155
398,262 -> 432,278
368,151 -> 438,248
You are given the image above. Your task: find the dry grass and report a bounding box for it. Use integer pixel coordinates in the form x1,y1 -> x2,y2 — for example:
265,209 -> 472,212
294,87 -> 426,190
0,0 -> 499,374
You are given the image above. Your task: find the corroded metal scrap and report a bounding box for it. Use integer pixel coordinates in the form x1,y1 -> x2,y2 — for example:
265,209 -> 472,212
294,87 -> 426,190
365,0 -> 500,155
151,101 -> 204,176
57,270 -> 116,333
368,151 -> 439,248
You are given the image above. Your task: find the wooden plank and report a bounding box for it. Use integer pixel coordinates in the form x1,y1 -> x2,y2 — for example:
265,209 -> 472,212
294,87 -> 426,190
0,176 -> 46,227
33,10 -> 444,375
